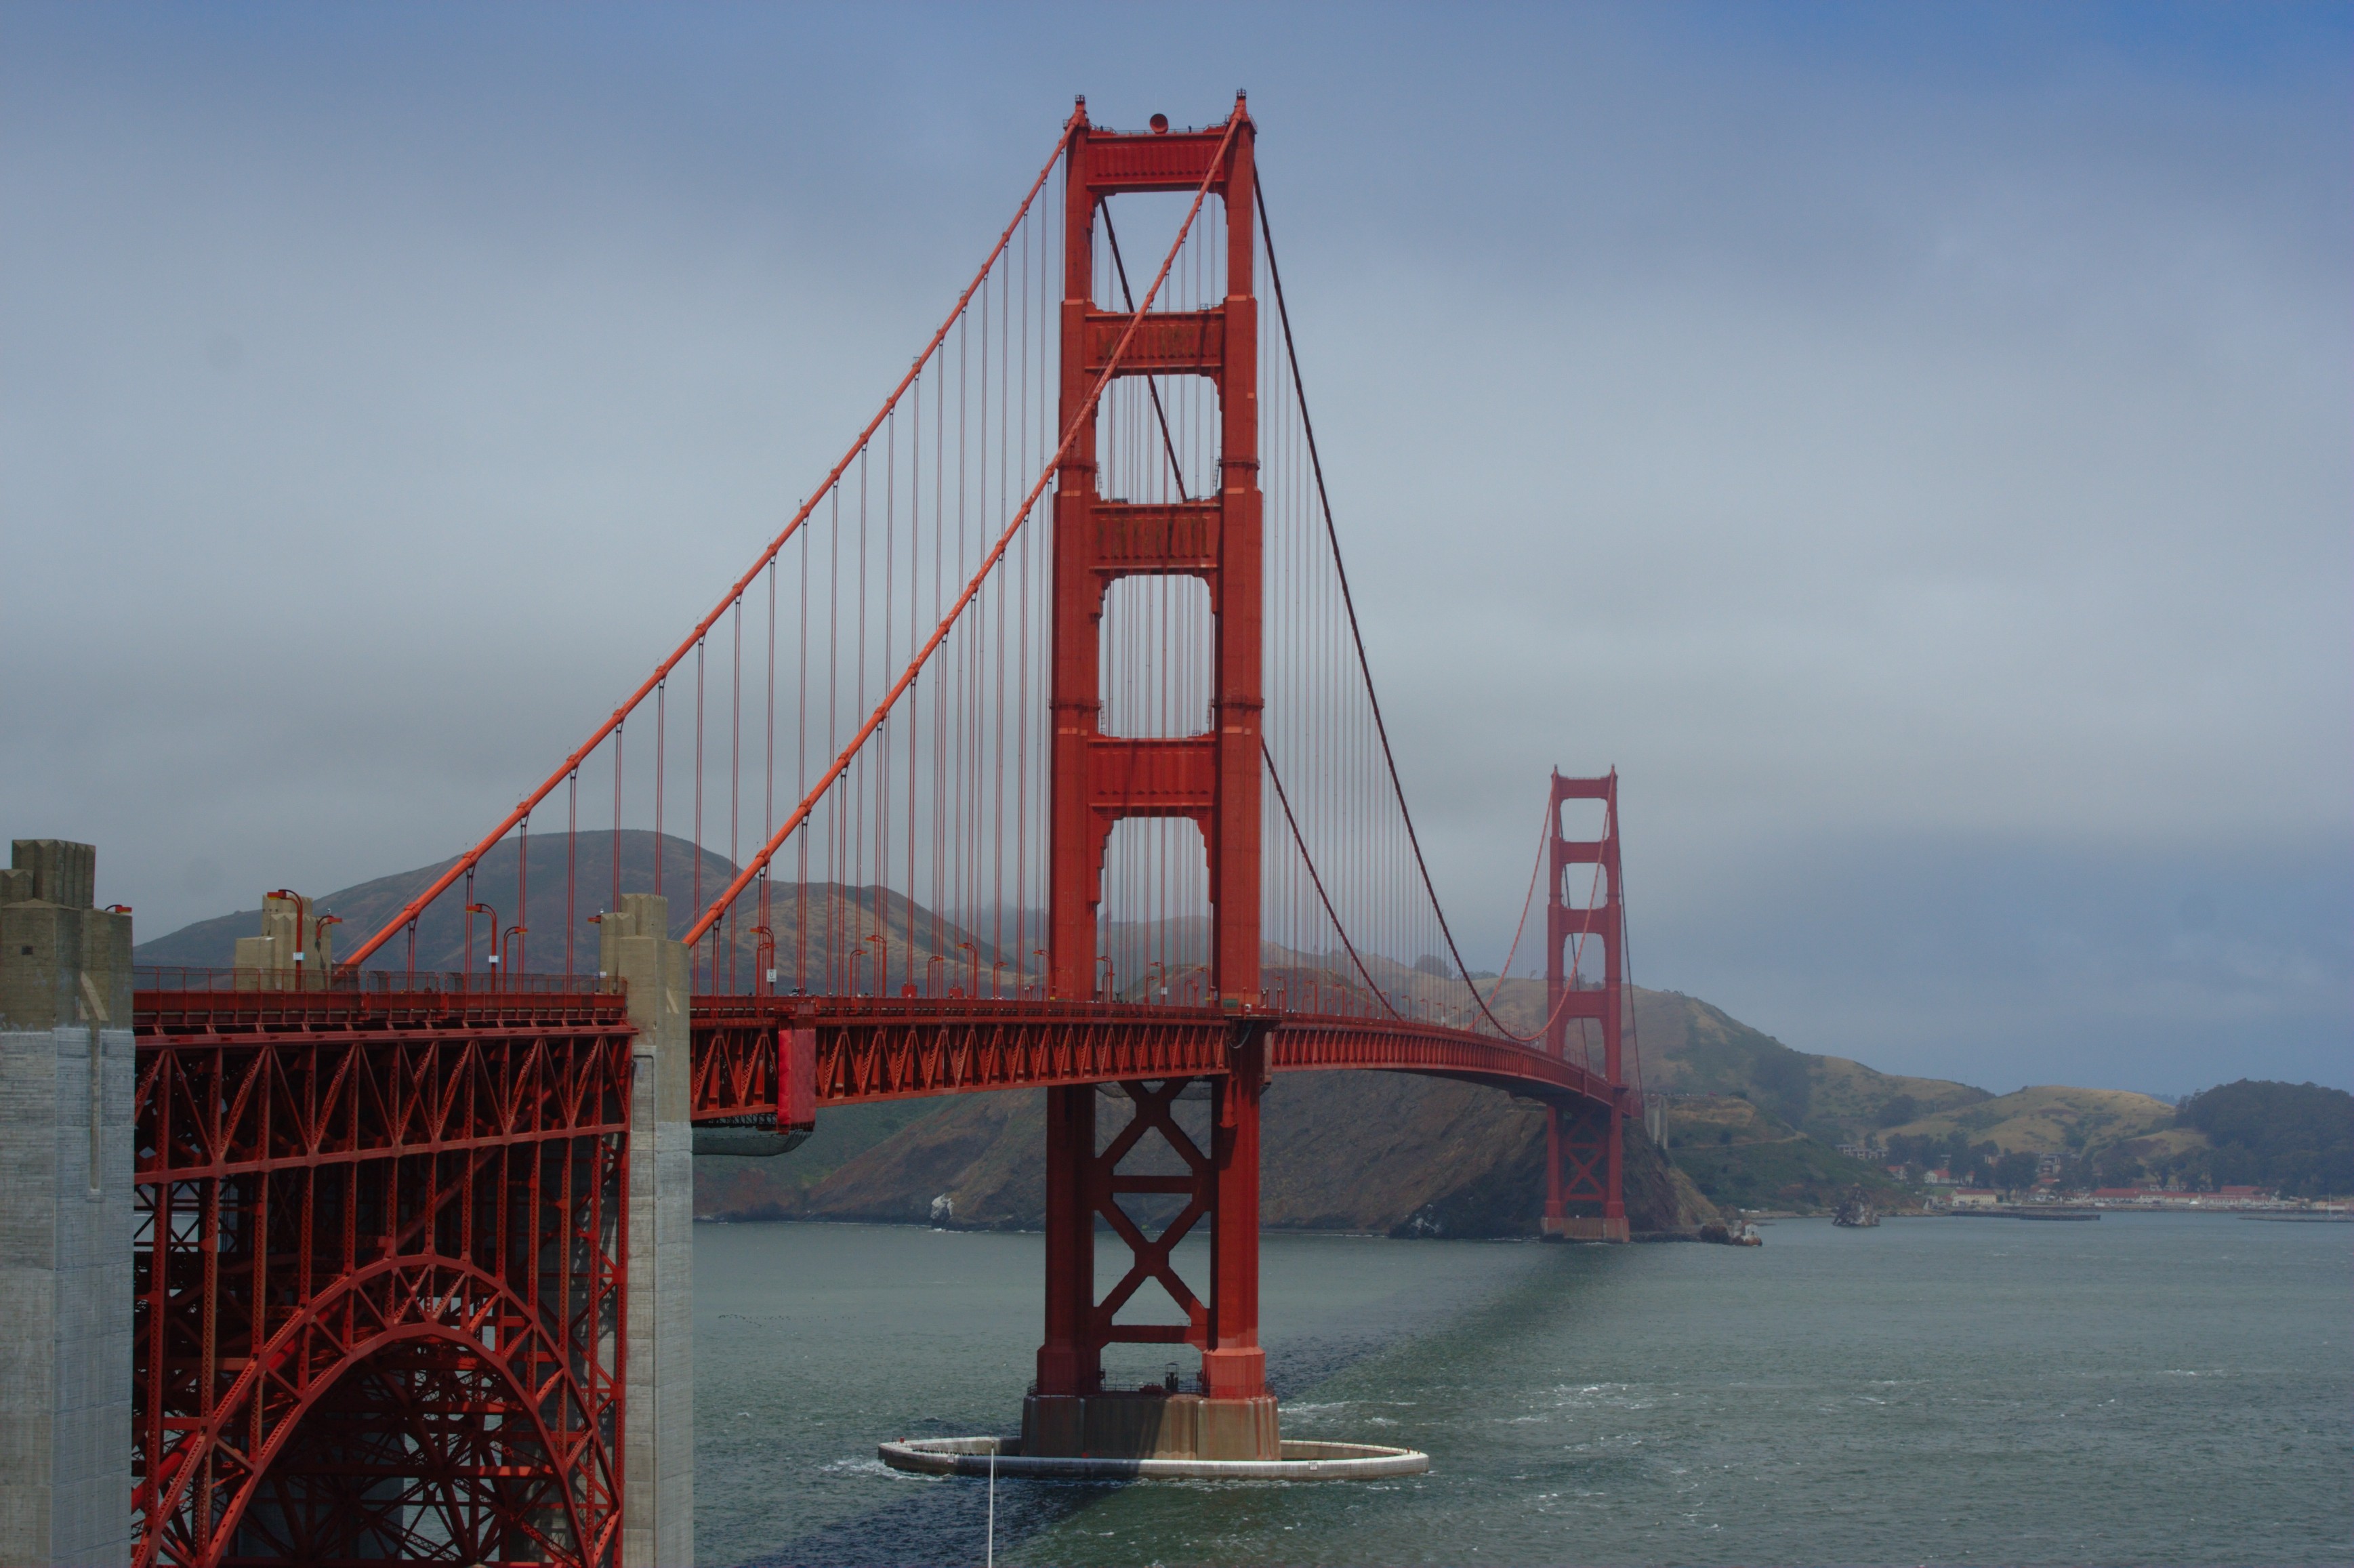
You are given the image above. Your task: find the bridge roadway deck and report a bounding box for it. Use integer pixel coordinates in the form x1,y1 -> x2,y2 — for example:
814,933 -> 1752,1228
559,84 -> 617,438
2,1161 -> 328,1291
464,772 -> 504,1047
688,996 -> 1615,1124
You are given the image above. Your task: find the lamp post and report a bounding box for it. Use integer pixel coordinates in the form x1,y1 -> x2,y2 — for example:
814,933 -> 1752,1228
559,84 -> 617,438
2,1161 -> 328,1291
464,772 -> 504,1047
316,914 -> 344,990
501,925 -> 529,987
266,888 -> 310,989
956,941 -> 978,998
751,926 -> 776,996
853,932 -> 886,1000
466,901 -> 498,989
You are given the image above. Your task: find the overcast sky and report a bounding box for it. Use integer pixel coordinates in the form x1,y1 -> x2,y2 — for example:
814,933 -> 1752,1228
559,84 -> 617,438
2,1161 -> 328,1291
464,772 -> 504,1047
5,3 -> 2346,1096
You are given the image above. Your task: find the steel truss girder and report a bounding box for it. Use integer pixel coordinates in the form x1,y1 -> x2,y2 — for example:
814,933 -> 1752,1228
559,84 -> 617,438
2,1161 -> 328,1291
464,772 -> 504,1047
688,1000 -> 1619,1119
1268,1014 -> 1613,1103
690,997 -> 1235,1114
133,991 -> 632,1568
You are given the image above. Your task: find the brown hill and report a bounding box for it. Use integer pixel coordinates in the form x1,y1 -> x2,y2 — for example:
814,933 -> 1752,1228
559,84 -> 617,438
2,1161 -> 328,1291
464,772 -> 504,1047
1884,1084 -> 2183,1156
133,829 -> 1036,990
701,1071 -> 1721,1237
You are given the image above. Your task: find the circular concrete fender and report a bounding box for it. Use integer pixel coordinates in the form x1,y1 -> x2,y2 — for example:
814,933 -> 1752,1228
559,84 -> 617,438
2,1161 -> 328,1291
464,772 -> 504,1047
877,1435 -> 1429,1481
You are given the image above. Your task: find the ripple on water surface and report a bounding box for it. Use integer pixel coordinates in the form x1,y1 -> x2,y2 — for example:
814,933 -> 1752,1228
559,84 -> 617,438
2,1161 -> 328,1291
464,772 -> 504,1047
695,1216 -> 2351,1566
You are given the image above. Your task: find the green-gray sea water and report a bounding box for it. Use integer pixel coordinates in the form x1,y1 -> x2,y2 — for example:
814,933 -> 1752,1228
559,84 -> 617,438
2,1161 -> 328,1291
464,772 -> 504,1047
693,1213 -> 2351,1565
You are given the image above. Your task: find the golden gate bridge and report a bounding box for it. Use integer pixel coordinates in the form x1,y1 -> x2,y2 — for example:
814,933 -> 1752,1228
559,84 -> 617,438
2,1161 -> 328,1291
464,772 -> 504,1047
26,96 -> 1640,1566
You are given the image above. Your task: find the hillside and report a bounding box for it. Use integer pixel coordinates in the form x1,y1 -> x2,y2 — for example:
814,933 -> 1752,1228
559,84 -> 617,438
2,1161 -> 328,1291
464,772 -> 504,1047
133,829 -> 1033,987
2170,1080 -> 2353,1197
1449,979 -> 1991,1145
699,1073 -> 1725,1237
1884,1084 -> 2178,1155
1659,1095 -> 1914,1213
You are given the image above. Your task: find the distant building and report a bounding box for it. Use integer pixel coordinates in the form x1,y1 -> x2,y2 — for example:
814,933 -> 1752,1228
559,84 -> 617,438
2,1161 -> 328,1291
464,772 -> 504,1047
1922,1168 -> 1958,1187
2089,1185 -> 2281,1209
1950,1189 -> 2000,1209
2036,1153 -> 2063,1178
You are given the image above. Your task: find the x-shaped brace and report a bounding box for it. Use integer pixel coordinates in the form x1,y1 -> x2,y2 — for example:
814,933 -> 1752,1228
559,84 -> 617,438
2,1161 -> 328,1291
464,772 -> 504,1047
1092,1077 -> 1214,1346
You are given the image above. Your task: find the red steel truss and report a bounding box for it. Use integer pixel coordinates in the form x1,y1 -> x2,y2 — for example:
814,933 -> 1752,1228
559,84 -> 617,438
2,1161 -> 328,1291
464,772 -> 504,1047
690,997 -> 1234,1118
131,981 -> 632,1568
1544,769 -> 1631,1239
688,997 -> 1615,1117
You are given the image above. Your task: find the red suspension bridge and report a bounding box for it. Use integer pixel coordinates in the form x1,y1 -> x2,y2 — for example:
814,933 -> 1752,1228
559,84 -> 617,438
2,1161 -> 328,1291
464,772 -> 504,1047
102,96 -> 1643,1567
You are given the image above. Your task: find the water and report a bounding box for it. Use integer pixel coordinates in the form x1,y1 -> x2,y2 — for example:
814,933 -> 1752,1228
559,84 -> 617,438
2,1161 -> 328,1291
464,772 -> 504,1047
694,1215 -> 2352,1566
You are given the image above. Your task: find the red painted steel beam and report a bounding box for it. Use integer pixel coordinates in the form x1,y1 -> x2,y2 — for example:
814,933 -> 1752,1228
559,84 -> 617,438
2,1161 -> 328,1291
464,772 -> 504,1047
688,999 -> 1619,1118
690,997 -> 1237,1115
131,987 -> 630,1568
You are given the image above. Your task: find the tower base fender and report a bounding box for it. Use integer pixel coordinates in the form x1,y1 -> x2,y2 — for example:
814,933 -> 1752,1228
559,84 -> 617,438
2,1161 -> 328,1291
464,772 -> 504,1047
1021,1392 -> 1279,1462
1542,1216 -> 1630,1242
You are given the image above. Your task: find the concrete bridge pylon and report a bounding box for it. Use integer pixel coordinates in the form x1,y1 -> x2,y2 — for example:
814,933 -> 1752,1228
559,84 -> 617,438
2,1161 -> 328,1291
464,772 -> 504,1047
600,894 -> 695,1568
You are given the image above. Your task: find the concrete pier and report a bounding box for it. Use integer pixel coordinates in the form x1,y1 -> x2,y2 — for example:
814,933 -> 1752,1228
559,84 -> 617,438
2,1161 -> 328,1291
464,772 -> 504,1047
1021,1390 -> 1281,1462
0,840 -> 134,1567
601,894 -> 695,1568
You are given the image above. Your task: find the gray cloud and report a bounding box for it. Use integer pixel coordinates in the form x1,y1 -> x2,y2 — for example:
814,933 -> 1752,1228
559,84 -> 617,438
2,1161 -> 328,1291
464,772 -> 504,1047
4,3 -> 2344,1093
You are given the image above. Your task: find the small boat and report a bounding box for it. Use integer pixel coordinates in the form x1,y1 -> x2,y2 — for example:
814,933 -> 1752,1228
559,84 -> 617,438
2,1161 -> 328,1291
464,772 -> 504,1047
1833,1186 -> 1880,1228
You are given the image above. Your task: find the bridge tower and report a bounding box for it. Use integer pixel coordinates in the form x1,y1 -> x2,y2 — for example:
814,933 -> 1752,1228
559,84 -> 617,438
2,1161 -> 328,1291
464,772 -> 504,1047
1031,95 -> 1277,1460
1543,770 -> 1631,1241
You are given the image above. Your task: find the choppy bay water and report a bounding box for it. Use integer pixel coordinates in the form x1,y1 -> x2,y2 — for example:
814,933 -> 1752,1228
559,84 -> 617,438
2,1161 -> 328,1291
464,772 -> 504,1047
693,1214 -> 2351,1566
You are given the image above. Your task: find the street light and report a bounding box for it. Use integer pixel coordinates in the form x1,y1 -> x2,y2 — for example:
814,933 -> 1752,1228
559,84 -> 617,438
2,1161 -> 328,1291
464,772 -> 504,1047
314,914 -> 344,990
956,941 -> 978,997
501,925 -> 529,987
853,932 -> 886,1000
466,902 -> 498,988
266,888 -> 310,989
750,926 -> 776,996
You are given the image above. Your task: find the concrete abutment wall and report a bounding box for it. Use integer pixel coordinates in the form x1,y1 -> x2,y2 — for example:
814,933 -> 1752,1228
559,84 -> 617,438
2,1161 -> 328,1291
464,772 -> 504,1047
603,894 -> 695,1568
0,840 -> 134,1568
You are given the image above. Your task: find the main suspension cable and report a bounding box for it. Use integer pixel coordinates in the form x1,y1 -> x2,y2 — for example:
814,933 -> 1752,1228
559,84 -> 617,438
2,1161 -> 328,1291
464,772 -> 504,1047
344,119 -> 1078,971
1262,741 -> 1404,1020
685,113 -> 1244,947
1256,178 -> 1524,1039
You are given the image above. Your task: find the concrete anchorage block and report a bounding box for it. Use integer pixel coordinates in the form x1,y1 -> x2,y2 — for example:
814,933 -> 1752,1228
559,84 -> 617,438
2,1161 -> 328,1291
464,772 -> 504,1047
0,838 -> 133,1568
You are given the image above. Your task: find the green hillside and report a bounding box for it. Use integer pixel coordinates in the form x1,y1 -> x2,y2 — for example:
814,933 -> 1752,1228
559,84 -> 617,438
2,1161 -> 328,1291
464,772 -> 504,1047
1659,1094 -> 1913,1213
2170,1081 -> 2353,1197
1883,1084 -> 2178,1155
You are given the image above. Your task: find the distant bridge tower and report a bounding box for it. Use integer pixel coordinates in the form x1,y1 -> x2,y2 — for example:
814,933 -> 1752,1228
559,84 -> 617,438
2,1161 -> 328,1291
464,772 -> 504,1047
1544,770 -> 1630,1241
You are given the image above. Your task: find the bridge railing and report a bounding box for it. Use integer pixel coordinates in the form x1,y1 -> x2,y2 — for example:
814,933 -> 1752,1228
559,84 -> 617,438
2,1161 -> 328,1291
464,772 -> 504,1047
133,964 -> 623,997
